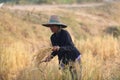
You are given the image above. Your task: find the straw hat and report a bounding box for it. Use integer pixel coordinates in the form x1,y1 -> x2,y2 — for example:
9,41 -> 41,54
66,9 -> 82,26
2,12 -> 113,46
42,15 -> 67,28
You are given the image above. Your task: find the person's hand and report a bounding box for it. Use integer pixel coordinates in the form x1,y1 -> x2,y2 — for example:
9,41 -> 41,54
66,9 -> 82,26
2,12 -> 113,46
43,55 -> 53,62
52,46 -> 60,51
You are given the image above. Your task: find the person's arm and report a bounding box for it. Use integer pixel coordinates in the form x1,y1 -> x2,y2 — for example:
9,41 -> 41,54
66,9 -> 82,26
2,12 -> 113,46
51,51 -> 58,57
59,46 -> 75,52
50,34 -> 58,57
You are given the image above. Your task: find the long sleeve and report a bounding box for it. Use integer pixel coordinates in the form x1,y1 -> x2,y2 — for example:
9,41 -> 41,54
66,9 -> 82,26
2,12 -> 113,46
60,46 -> 75,52
50,34 -> 58,57
51,51 -> 58,57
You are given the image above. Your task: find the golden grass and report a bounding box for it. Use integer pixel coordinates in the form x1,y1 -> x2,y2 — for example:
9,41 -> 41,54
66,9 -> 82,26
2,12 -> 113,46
76,36 -> 120,80
0,36 -> 118,80
0,40 -> 52,80
78,36 -> 119,59
0,41 -> 32,80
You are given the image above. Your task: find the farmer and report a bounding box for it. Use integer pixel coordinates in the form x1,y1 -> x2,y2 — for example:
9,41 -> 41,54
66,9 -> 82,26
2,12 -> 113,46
42,15 -> 81,80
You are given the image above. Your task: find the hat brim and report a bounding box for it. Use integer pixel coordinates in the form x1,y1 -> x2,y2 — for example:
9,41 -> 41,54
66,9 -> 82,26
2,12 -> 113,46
42,23 -> 67,28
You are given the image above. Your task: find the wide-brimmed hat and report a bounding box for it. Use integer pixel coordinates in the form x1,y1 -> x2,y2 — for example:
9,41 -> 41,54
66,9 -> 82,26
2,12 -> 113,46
42,15 -> 67,28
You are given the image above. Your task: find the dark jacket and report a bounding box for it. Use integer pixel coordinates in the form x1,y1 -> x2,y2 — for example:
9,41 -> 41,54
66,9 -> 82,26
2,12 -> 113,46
51,29 -> 81,64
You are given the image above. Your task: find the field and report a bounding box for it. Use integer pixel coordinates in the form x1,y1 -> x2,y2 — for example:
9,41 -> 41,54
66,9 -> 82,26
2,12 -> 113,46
0,2 -> 120,80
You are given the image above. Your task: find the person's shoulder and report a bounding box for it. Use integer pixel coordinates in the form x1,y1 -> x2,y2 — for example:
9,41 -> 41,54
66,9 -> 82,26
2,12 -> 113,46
50,33 -> 55,39
61,29 -> 69,33
61,29 -> 70,35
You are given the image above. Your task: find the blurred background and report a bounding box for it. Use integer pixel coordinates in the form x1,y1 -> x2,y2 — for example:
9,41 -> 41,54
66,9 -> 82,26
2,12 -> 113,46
0,0 -> 117,4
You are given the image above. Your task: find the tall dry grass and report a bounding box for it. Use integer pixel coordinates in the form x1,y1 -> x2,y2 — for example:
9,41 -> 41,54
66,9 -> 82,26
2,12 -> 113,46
0,36 -> 118,80
77,36 -> 120,80
16,36 -> 119,80
0,41 -> 32,80
0,40 -> 52,80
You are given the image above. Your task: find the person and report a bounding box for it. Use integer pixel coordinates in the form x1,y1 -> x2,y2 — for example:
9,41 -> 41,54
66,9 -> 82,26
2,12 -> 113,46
42,15 -> 81,80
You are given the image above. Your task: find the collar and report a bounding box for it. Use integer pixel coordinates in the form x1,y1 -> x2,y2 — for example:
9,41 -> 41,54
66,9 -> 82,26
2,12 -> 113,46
55,29 -> 62,36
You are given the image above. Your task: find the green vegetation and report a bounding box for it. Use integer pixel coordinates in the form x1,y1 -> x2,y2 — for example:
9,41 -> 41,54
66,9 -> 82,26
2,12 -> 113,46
1,0 -> 104,4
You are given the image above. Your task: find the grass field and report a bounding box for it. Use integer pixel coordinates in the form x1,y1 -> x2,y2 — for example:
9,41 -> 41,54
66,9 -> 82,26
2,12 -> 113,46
0,2 -> 120,80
